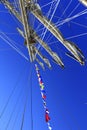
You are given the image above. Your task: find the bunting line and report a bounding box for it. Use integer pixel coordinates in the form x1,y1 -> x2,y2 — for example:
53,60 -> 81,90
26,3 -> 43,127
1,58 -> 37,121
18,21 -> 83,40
35,64 -> 52,130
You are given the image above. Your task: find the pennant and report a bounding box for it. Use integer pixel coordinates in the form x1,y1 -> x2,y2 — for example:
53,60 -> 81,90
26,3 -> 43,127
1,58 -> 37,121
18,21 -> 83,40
36,67 -> 39,71
36,69 -> 39,72
42,98 -> 46,103
43,101 -> 46,107
37,71 -> 40,77
37,73 -> 40,77
42,94 -> 46,99
38,75 -> 42,78
47,122 -> 50,126
45,113 -> 50,122
41,90 -> 46,94
40,84 -> 44,90
38,77 -> 43,82
39,80 -> 44,85
48,126 -> 52,130
45,109 -> 49,114
47,123 -> 52,130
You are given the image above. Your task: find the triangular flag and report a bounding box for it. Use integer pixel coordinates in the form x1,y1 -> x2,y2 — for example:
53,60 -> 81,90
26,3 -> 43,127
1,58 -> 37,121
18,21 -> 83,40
45,113 -> 50,122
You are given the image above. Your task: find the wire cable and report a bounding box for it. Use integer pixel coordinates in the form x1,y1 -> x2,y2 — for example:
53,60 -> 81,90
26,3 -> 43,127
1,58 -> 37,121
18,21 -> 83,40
20,63 -> 33,130
5,64 -> 29,130
0,64 -> 27,118
11,64 -> 32,130
0,33 -> 29,61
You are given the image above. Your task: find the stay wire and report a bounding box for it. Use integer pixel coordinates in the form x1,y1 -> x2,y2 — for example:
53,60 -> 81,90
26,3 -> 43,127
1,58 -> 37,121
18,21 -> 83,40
5,64 -> 29,130
40,0 -> 58,40
37,0 -> 60,54
58,0 -> 73,22
35,0 -> 55,44
55,2 -> 80,26
20,63 -> 33,130
66,32 -> 87,39
1,32 -> 23,51
71,21 -> 87,29
68,3 -> 80,18
12,63 -> 32,130
40,0 -> 56,9
9,8 -> 22,29
11,92 -> 26,130
56,9 -> 87,27
20,95 -> 28,130
0,63 -> 27,118
33,0 -> 56,36
0,33 -> 29,61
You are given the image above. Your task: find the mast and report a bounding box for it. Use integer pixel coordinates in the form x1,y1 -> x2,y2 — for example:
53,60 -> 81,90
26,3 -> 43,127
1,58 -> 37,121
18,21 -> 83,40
19,0 -> 32,61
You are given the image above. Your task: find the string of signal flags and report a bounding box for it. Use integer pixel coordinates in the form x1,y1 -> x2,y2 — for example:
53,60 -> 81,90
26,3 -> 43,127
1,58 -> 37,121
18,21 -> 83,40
35,64 -> 52,130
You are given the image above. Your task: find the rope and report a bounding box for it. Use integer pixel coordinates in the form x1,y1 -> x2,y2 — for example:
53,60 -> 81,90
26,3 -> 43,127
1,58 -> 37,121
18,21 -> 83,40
68,3 -> 80,17
59,0 -> 73,21
20,63 -> 33,130
36,0 -> 60,56
0,33 -> 29,61
5,65 -> 29,130
41,0 -> 60,41
20,96 -> 27,130
55,2 -> 80,26
56,9 -> 87,27
11,64 -> 32,130
71,21 -> 87,29
0,64 -> 27,118
10,9 -> 22,29
40,0 -> 57,9
66,32 -> 87,39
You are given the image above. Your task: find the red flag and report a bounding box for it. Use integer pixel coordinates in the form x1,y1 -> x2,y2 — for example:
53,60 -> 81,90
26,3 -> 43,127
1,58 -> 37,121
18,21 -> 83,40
42,94 -> 46,99
45,113 -> 50,122
39,80 -> 43,85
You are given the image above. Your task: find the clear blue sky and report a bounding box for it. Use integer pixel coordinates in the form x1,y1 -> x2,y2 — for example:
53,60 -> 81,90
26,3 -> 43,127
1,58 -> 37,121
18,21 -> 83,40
0,0 -> 87,130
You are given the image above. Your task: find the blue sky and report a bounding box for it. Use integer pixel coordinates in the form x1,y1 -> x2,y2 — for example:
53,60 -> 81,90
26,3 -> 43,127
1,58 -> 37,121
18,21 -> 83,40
0,0 -> 87,130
